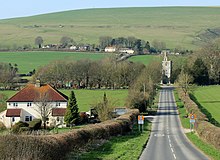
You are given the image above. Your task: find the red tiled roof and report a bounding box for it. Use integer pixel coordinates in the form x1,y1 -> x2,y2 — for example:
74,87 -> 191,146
6,109 -> 21,117
52,108 -> 66,116
7,84 -> 68,102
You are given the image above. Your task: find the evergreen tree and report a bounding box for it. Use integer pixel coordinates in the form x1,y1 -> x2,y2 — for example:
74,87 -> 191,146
64,90 -> 80,125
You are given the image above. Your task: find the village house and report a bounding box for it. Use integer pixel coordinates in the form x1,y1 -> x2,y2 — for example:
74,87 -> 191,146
119,48 -> 135,54
0,81 -> 68,128
105,46 -> 116,53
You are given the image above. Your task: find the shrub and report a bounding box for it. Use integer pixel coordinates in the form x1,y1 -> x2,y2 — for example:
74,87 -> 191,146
0,122 -> 6,131
11,121 -> 29,133
28,119 -> 42,130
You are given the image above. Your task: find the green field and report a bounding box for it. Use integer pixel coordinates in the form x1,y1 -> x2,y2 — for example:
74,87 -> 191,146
0,89 -> 128,112
0,51 -> 109,74
193,85 -> 220,123
1,7 -> 220,49
128,55 -> 161,65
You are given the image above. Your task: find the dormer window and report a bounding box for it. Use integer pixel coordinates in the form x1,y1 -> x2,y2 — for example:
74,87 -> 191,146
27,102 -> 32,107
13,103 -> 18,107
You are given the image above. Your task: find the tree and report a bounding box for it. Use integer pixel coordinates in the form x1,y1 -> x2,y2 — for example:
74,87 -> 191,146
191,58 -> 209,85
60,36 -> 74,48
64,90 -> 80,126
177,70 -> 193,95
93,93 -> 115,121
34,92 -> 53,129
35,36 -> 43,48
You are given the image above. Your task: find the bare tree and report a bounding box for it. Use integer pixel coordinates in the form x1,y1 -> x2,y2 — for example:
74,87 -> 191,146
176,70 -> 193,95
34,92 -> 53,129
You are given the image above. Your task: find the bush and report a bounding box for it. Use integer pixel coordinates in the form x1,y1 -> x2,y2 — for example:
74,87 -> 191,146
0,122 -> 6,131
11,121 -> 29,133
28,119 -> 42,130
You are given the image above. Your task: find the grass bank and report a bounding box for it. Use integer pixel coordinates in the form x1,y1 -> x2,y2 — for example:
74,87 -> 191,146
67,121 -> 151,160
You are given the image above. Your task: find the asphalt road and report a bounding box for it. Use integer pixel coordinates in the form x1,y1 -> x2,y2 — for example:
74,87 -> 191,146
139,86 -> 209,160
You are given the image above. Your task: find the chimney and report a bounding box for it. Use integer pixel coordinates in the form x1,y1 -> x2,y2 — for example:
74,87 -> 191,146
35,79 -> 41,88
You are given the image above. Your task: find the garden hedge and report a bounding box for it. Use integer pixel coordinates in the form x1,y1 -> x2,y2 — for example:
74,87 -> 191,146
0,109 -> 139,160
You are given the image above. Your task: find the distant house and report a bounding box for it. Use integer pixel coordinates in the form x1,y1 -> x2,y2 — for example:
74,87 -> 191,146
70,45 -> 77,50
119,48 -> 135,54
0,81 -> 68,128
105,47 -> 116,53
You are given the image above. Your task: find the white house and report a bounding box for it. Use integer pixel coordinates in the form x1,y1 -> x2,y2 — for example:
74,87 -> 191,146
119,48 -> 135,54
0,82 -> 68,128
105,47 -> 116,53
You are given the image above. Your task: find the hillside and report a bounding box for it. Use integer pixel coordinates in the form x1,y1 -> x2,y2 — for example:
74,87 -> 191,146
1,7 -> 220,49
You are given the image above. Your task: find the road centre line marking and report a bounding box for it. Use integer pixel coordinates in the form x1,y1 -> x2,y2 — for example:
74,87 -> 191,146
173,154 -> 177,159
171,148 -> 174,153
169,143 -> 172,147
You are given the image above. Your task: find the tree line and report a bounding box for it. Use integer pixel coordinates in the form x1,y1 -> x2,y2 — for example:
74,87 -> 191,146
174,39 -> 220,89
34,57 -> 145,89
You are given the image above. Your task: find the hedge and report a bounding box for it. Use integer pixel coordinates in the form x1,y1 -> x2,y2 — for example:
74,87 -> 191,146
178,89 -> 220,150
0,109 -> 139,160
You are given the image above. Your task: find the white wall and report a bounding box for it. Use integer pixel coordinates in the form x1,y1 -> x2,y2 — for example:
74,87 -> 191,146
3,101 -> 67,128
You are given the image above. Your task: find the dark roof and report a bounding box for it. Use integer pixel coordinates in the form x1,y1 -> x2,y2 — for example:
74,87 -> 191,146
52,108 -> 66,116
7,84 -> 68,102
6,109 -> 22,117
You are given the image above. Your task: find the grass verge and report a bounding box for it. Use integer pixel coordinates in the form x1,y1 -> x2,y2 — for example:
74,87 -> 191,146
186,132 -> 220,160
66,121 -> 151,160
173,90 -> 189,129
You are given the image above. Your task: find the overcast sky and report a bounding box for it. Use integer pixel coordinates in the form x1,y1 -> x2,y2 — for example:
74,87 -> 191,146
0,0 -> 220,19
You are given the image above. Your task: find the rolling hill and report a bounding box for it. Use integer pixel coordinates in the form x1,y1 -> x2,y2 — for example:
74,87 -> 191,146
0,7 -> 220,49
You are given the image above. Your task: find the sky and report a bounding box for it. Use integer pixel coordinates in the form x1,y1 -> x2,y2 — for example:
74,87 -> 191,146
0,0 -> 220,19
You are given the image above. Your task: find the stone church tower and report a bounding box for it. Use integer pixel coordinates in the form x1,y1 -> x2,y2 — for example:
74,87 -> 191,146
161,51 -> 172,84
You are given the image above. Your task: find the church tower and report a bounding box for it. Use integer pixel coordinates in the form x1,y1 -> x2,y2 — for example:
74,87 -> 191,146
161,51 -> 172,84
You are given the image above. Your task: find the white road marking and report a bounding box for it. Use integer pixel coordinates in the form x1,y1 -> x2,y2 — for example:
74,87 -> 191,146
171,148 -> 174,153
173,154 -> 177,159
169,143 -> 172,147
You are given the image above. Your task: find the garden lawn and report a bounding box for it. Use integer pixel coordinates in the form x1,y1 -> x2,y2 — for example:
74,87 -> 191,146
0,51 -> 109,74
193,85 -> 220,123
0,89 -> 128,112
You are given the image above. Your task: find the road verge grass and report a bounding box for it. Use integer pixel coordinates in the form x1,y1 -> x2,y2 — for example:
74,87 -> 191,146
67,121 -> 151,160
186,132 -> 220,160
175,89 -> 220,160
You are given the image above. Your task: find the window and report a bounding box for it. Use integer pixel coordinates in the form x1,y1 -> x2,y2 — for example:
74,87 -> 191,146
56,102 -> 60,107
25,116 -> 32,122
13,103 -> 18,107
12,117 -> 15,122
27,102 -> 32,107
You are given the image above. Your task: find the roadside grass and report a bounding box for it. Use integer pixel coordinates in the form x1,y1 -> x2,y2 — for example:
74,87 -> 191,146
193,85 -> 220,123
0,51 -> 109,74
0,89 -> 128,112
173,90 -> 189,129
67,121 -> 151,160
186,132 -> 220,160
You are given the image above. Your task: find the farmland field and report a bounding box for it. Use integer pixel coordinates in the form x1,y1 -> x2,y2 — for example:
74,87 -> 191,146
0,51 -> 110,74
1,7 -> 220,49
127,55 -> 161,65
0,89 -> 128,112
193,85 -> 220,123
